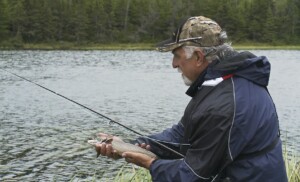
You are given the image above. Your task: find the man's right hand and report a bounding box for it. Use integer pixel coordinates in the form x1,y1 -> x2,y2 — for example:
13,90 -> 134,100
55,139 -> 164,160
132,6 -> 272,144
94,133 -> 122,160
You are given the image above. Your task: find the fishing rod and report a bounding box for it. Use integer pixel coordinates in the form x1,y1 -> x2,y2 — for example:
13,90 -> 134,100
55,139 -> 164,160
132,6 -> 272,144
2,68 -> 184,158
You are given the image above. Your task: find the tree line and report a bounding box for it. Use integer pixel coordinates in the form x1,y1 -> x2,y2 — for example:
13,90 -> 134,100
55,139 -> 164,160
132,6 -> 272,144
0,0 -> 299,46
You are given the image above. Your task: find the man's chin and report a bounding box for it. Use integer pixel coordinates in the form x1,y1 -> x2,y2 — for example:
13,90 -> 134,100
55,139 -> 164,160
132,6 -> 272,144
181,75 -> 193,86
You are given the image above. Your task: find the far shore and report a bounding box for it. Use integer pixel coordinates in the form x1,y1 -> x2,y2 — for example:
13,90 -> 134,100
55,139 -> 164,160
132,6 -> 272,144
0,42 -> 300,51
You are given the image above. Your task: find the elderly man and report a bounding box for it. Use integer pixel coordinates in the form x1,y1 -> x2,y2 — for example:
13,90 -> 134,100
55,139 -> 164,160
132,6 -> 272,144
95,16 -> 288,182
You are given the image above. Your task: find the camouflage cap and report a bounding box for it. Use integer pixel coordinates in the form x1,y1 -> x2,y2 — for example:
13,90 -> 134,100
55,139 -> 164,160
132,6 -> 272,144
156,16 -> 223,52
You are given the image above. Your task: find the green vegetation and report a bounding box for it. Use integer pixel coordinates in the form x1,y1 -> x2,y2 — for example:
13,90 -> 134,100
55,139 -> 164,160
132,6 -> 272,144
0,42 -> 155,50
0,42 -> 300,51
114,164 -> 152,182
0,0 -> 300,50
284,151 -> 300,182
114,151 -> 300,182
233,45 -> 300,50
283,137 -> 300,182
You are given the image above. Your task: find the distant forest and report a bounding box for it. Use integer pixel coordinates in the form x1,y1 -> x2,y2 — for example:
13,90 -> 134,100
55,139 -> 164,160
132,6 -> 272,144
0,0 -> 299,46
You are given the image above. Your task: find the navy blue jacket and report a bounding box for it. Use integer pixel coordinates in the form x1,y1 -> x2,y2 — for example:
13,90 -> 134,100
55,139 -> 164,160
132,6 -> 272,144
137,52 -> 288,182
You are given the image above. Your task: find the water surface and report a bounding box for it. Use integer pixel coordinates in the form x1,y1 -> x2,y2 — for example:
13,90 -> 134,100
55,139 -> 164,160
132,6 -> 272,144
0,50 -> 299,181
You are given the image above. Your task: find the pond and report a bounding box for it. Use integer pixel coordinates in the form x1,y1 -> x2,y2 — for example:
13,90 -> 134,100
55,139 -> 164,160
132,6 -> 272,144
0,50 -> 299,181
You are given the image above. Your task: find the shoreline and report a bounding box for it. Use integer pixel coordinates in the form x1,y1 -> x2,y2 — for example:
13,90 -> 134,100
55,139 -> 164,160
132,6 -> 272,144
0,43 -> 300,51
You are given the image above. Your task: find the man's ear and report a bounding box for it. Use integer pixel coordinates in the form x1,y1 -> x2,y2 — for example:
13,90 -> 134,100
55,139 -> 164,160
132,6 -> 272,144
194,50 -> 205,66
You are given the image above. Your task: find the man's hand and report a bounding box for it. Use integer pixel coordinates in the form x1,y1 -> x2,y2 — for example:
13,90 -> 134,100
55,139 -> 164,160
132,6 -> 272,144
122,152 -> 156,169
94,133 -> 122,160
136,143 -> 151,151
94,133 -> 155,166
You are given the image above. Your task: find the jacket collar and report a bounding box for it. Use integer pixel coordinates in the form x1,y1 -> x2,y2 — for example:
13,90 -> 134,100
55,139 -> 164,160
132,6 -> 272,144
185,51 -> 270,97
185,69 -> 207,97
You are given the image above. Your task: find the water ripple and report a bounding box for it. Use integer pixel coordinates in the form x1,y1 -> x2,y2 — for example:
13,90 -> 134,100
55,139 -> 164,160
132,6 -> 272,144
0,50 -> 299,181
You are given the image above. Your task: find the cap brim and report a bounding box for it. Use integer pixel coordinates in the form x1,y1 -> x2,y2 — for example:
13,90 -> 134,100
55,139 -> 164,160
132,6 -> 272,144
156,38 -> 183,52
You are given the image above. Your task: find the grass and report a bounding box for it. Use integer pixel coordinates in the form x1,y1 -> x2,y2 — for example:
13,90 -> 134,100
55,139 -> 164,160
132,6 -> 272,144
285,151 -> 300,182
284,144 -> 300,182
113,150 -> 300,182
233,44 -> 300,50
114,163 -> 152,182
0,42 -> 300,50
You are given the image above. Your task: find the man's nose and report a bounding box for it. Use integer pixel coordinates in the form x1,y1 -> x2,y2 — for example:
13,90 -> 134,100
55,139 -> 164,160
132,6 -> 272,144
172,58 -> 177,68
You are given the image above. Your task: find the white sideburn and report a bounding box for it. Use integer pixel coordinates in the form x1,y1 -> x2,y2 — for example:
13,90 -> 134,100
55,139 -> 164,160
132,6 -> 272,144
178,68 -> 193,86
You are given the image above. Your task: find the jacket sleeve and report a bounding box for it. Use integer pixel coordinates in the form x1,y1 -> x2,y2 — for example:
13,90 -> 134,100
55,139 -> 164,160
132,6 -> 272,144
184,112 -> 232,178
150,159 -> 211,182
135,121 -> 187,159
149,112 -> 232,181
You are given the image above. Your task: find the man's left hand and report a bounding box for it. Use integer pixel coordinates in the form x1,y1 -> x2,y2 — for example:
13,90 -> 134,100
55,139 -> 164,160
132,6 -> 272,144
122,152 -> 156,169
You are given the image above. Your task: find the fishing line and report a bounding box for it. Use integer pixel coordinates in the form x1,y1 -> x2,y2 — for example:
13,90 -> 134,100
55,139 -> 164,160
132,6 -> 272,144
2,68 -> 184,158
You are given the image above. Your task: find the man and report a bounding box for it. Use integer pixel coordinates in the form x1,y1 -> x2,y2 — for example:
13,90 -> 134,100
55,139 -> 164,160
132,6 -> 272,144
95,16 -> 288,181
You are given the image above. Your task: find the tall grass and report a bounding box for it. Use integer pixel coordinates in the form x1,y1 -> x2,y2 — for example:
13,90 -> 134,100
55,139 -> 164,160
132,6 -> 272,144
284,149 -> 300,182
114,151 -> 300,182
114,163 -> 152,182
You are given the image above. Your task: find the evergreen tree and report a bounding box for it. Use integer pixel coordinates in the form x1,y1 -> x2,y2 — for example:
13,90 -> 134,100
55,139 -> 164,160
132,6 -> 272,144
7,0 -> 26,43
0,0 -> 299,46
262,5 -> 276,43
86,0 -> 108,43
70,1 -> 89,43
214,0 -> 247,42
285,0 -> 300,43
0,0 -> 9,41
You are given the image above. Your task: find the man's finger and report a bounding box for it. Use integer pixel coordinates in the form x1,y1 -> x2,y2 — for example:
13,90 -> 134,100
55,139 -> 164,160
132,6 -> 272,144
100,143 -> 107,156
146,145 -> 151,150
122,152 -> 148,160
106,144 -> 113,157
112,150 -> 121,160
122,152 -> 154,169
122,152 -> 135,163
122,152 -> 132,158
140,143 -> 147,148
95,143 -> 102,157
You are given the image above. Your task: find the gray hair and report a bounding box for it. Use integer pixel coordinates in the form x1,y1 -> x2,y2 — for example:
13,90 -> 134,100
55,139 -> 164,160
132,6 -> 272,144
182,31 -> 237,63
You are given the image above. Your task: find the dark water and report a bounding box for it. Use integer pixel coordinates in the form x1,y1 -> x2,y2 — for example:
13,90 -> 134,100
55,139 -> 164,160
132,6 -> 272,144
0,50 -> 299,181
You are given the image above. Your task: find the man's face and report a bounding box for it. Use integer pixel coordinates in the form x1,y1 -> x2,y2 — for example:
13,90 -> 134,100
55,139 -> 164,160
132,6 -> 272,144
172,47 -> 206,86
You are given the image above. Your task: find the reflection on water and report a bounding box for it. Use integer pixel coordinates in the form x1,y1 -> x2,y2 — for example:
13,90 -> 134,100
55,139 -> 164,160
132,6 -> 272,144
0,50 -> 299,181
